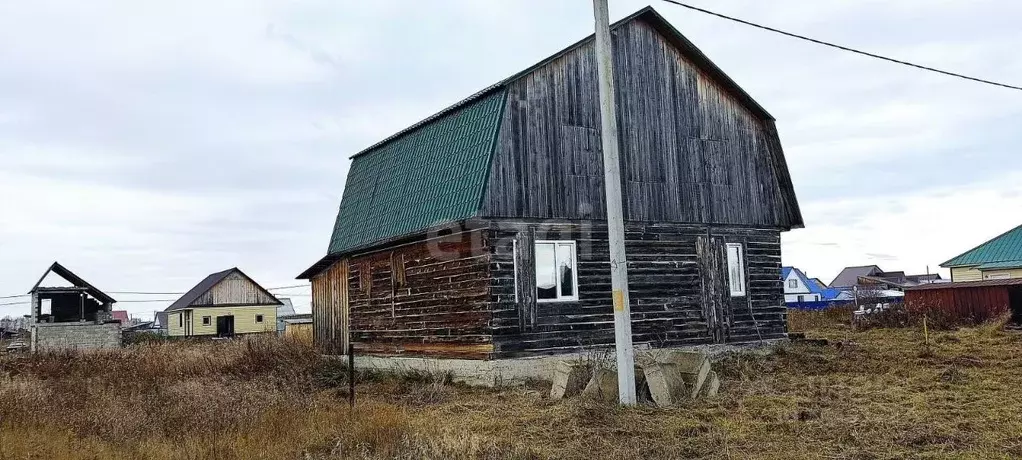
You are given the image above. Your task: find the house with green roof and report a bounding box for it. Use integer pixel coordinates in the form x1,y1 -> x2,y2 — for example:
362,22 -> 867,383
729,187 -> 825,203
298,7 -> 803,359
941,224 -> 1022,282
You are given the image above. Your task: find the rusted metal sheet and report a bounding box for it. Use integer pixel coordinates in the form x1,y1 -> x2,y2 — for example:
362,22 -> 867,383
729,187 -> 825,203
905,284 -> 1013,324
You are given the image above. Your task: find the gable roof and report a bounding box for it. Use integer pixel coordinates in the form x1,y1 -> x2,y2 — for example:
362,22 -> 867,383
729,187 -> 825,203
829,265 -> 883,288
29,262 -> 116,304
299,7 -> 783,279
111,311 -> 130,323
941,224 -> 1022,268
783,267 -> 826,294
164,268 -> 282,312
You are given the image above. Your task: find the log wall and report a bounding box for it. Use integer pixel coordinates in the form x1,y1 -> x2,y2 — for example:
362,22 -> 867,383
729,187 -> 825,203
487,220 -> 786,358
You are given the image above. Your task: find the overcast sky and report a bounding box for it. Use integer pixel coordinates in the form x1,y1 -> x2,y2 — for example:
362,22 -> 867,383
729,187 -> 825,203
1,0 -> 1020,319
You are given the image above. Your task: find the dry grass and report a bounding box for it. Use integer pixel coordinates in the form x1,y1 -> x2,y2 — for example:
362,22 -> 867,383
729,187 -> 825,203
2,323 -> 1022,459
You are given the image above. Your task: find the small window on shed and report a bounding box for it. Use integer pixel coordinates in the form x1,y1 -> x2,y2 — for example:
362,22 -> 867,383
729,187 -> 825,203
255,314 -> 264,323
202,316 -> 211,326
726,243 -> 746,297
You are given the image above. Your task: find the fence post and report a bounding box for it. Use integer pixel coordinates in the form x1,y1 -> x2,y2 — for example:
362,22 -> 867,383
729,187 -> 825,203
348,345 -> 355,409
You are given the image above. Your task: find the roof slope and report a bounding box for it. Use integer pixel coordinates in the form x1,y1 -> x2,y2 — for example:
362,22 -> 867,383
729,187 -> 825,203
29,261 -> 116,304
301,6 -> 787,278
165,268 -> 282,312
829,265 -> 883,288
327,89 -> 506,255
941,224 -> 1022,267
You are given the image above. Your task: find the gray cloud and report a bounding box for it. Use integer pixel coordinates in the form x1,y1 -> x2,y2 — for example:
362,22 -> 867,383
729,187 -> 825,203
0,0 -> 1020,317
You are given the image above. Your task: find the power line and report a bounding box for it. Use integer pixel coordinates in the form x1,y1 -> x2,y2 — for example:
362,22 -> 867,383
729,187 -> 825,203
108,291 -> 185,295
1,283 -> 310,300
660,0 -> 1022,92
0,301 -> 28,307
267,284 -> 309,291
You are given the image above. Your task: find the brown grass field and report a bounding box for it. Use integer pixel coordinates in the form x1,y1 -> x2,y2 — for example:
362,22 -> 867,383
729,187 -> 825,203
2,311 -> 1022,459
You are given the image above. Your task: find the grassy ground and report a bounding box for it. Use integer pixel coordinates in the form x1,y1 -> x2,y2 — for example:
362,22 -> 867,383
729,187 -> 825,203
1,315 -> 1022,459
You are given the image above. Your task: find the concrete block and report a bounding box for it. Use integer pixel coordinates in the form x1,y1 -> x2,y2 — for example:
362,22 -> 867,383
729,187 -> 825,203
549,361 -> 589,400
700,371 -> 721,398
663,351 -> 711,398
581,368 -> 618,402
641,362 -> 688,407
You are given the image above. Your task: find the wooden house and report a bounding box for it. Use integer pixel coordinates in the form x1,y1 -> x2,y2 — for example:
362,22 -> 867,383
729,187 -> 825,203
164,268 -> 282,338
298,7 -> 803,358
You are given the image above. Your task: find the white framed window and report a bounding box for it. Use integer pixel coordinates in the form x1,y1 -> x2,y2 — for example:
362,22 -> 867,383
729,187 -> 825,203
535,240 -> 579,302
512,240 -> 519,303
788,279 -> 798,289
202,316 -> 211,326
984,272 -> 1011,280
725,243 -> 746,297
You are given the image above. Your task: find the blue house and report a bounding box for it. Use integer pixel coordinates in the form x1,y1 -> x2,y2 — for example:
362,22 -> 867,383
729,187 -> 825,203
782,267 -> 847,304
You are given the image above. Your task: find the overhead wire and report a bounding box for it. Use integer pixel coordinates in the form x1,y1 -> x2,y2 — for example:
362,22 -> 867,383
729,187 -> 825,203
660,0 -> 1022,92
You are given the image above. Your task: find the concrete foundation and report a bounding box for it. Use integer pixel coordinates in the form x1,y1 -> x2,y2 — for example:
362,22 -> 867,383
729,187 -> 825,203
31,322 -> 122,352
347,339 -> 783,387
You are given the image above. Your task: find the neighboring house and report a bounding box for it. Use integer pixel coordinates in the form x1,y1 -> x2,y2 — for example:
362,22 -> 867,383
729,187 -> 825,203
297,7 -> 803,358
782,267 -> 822,303
27,262 -> 122,352
941,224 -> 1022,282
830,265 -> 941,298
830,265 -> 885,289
163,268 -> 283,338
111,310 -> 130,325
811,278 -> 827,289
276,298 -> 296,333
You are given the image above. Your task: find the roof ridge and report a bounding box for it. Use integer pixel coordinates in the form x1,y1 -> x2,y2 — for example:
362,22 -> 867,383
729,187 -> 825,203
941,223 -> 1022,267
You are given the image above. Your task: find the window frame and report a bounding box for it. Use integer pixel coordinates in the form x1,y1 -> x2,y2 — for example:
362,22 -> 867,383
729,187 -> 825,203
535,240 -> 580,303
788,279 -> 798,289
255,314 -> 264,323
202,316 -> 211,326
725,242 -> 746,297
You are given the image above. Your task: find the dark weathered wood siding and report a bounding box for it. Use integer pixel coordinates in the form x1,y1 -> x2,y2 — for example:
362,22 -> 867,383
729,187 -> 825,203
482,19 -> 801,228
321,228 -> 494,358
487,220 -> 786,358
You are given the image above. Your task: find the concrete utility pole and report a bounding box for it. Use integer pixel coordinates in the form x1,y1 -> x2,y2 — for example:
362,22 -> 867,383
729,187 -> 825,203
592,0 -> 636,405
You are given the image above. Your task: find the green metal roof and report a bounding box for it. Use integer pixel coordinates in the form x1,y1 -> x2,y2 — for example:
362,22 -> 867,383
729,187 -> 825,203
976,260 -> 1022,270
326,89 -> 506,255
941,224 -> 1022,267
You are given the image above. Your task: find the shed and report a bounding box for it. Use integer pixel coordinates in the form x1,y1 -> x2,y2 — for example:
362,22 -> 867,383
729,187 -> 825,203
904,279 -> 1022,324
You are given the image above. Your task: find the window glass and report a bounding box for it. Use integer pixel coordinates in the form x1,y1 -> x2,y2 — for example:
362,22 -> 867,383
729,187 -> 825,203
726,243 -> 745,297
535,243 -> 557,300
256,314 -> 264,323
202,316 -> 211,326
558,243 -> 576,297
788,279 -> 798,288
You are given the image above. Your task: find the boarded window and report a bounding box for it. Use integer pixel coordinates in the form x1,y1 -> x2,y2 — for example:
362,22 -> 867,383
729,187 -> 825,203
726,243 -> 746,297
360,262 -> 372,296
535,241 -> 578,302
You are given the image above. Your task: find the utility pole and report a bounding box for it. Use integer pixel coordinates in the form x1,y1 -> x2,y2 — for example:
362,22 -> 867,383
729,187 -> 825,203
592,0 -> 636,405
